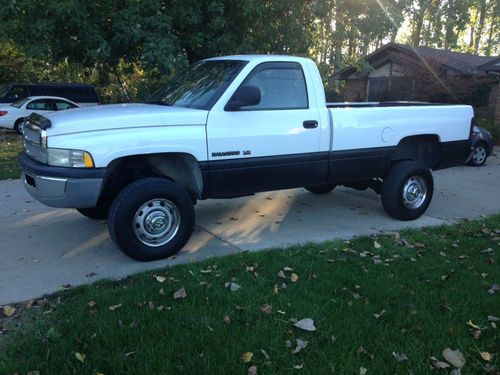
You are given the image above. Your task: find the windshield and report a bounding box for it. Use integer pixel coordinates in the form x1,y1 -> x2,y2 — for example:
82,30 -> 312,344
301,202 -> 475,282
10,97 -> 30,108
146,60 -> 247,110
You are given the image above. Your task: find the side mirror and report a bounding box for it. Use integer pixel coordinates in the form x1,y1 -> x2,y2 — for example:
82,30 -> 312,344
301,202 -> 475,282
225,85 -> 261,111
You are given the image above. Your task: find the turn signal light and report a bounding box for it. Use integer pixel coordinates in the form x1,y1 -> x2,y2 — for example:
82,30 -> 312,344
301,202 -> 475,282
0,111 -> 7,116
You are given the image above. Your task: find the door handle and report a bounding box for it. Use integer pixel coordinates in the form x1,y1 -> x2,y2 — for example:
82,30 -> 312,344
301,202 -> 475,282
303,120 -> 318,129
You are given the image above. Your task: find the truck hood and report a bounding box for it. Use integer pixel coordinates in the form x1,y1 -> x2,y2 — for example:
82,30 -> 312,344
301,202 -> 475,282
45,103 -> 208,136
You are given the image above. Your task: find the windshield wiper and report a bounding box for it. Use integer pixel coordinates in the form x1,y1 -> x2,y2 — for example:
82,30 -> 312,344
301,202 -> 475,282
144,100 -> 172,106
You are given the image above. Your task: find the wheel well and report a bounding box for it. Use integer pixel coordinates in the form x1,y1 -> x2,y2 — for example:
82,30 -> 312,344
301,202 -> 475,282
391,135 -> 441,169
100,153 -> 203,202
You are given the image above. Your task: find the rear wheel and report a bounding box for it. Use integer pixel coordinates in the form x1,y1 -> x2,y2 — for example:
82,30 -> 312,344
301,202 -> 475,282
468,142 -> 488,166
305,184 -> 336,195
381,161 -> 433,221
108,178 -> 194,261
13,118 -> 24,134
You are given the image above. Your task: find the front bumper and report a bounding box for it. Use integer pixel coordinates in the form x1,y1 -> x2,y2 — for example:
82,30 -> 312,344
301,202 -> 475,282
18,152 -> 106,208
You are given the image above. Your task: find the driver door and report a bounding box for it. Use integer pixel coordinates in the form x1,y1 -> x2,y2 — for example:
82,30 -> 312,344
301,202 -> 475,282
206,62 -> 326,196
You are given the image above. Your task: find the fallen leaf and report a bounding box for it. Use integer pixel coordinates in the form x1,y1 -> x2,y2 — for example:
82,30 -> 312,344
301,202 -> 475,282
125,351 -> 136,358
291,273 -> 299,282
75,352 -> 86,363
159,288 -> 165,296
430,356 -> 450,369
479,351 -> 492,362
374,241 -> 381,249
442,348 -> 465,368
469,329 -> 482,340
88,301 -> 96,308
487,315 -> 499,322
3,305 -> 16,317
260,304 -> 272,315
392,352 -> 408,363
466,320 -> 480,329
108,304 -> 122,311
293,364 -> 304,369
155,275 -> 166,283
247,365 -> 257,375
200,268 -> 212,274
277,270 -> 286,278
294,318 -> 316,331
488,284 -> 499,294
149,301 -> 155,310
241,351 -> 253,363
223,315 -> 231,324
225,282 -> 241,292
359,367 -> 367,375
261,349 -> 270,360
373,309 -> 386,319
292,339 -> 309,354
283,267 -> 293,272
173,287 -> 187,299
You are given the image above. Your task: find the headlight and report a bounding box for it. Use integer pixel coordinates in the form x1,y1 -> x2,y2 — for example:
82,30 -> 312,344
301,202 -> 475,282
46,148 -> 94,168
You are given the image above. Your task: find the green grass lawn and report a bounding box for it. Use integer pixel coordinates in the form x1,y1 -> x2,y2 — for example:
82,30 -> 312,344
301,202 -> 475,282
1,217 -> 499,374
0,130 -> 22,179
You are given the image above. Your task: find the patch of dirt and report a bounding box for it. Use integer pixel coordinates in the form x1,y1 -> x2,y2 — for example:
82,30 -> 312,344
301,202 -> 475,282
0,129 -> 21,143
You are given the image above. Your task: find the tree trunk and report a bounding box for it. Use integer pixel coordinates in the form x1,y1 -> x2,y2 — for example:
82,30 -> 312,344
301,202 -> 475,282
474,0 -> 489,53
332,1 -> 345,69
411,0 -> 430,46
469,26 -> 475,48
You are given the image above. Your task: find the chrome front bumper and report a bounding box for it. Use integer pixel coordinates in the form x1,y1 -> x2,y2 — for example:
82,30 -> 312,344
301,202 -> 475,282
18,152 -> 106,209
22,171 -> 103,208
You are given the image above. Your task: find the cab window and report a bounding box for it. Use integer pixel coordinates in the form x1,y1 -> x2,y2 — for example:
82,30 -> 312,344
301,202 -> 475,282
239,63 -> 308,110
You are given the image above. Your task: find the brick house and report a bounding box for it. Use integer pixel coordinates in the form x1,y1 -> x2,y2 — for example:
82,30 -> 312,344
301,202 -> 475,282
332,43 -> 500,126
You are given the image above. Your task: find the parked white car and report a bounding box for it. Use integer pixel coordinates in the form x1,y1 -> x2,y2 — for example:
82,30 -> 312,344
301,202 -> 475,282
0,96 -> 79,132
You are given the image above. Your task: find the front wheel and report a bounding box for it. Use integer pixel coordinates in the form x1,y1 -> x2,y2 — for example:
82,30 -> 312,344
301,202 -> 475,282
381,161 -> 434,221
468,142 -> 488,166
108,178 -> 195,261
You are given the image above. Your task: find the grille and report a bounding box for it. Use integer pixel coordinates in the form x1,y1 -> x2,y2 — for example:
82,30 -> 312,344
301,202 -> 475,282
22,120 -> 47,164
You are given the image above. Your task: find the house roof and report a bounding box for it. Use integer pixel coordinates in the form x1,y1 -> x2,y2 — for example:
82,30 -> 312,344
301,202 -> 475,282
333,43 -> 499,79
477,57 -> 500,72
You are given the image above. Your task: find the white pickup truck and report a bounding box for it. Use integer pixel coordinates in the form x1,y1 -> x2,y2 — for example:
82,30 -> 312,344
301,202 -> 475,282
19,55 -> 473,261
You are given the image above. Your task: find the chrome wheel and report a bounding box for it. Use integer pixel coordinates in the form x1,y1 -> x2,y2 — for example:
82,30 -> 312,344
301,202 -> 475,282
402,176 -> 427,209
471,145 -> 487,165
133,198 -> 181,247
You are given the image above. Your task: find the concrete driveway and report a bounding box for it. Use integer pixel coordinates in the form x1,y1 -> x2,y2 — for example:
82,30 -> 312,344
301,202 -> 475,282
1,150 -> 499,305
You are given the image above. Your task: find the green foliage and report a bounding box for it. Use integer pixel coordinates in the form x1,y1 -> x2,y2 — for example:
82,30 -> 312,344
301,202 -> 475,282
0,0 -> 497,102
476,117 -> 499,140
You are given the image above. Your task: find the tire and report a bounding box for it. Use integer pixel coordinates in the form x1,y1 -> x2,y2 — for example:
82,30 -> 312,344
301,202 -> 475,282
305,184 -> 336,194
108,178 -> 194,261
468,142 -> 488,166
77,199 -> 111,220
381,161 -> 434,221
13,118 -> 24,134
